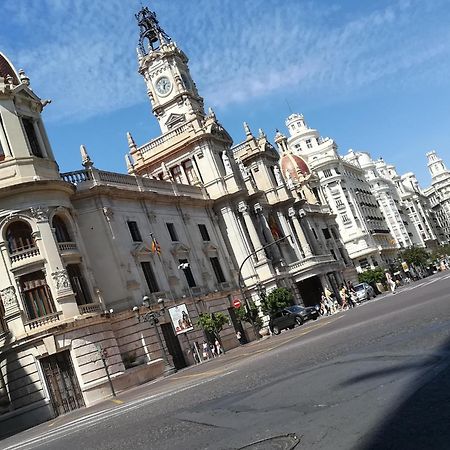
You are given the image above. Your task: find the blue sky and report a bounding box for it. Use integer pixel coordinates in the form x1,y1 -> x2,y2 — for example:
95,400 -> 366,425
1,0 -> 450,187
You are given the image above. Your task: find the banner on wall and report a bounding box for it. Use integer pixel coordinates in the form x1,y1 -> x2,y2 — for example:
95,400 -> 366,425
168,303 -> 194,335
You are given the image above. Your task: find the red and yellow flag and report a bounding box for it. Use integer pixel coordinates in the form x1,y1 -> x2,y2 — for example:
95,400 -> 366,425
151,236 -> 161,255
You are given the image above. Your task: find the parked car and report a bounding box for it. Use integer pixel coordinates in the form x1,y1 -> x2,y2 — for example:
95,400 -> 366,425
353,282 -> 376,302
269,305 -> 320,335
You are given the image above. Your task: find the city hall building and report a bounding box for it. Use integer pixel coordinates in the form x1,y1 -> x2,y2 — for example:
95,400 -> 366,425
0,7 -> 349,435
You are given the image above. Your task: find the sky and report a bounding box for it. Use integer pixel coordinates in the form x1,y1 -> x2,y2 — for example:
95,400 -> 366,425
1,0 -> 450,188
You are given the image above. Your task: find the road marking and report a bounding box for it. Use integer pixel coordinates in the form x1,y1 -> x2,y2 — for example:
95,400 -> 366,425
111,399 -> 123,404
171,369 -> 224,380
3,370 -> 237,450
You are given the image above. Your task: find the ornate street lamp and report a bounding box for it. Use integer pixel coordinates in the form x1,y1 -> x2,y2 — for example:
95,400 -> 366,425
133,295 -> 176,376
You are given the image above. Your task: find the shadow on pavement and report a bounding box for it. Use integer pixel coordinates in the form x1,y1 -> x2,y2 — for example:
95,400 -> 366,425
359,336 -> 450,450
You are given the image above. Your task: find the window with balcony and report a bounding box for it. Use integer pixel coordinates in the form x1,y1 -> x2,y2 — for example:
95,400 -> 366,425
179,258 -> 196,288
141,262 -> 159,293
22,117 -> 43,158
198,224 -> 210,241
6,221 -> 35,254
127,221 -> 142,242
67,264 -> 92,305
20,271 -> 55,320
210,257 -> 226,283
52,216 -> 71,243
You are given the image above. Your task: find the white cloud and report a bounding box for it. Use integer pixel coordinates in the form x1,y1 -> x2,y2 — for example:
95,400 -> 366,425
1,0 -> 450,123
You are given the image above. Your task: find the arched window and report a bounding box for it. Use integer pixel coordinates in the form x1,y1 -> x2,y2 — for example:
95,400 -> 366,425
52,216 -> 71,243
5,221 -> 35,254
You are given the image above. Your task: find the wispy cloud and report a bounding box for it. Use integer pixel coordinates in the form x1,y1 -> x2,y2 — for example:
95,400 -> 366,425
2,0 -> 450,122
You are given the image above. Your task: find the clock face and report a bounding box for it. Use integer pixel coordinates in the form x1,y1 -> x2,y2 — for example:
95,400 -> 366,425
155,76 -> 172,96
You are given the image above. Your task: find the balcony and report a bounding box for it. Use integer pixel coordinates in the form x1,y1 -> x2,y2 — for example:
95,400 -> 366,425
10,246 -> 43,271
79,303 -> 102,315
57,241 -> 80,260
288,254 -> 338,274
25,311 -> 62,331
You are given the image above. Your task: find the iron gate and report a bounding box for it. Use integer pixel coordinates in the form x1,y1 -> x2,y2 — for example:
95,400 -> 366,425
40,350 -> 85,416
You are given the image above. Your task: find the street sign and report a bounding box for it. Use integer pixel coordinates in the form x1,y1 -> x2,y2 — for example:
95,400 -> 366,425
232,298 -> 241,309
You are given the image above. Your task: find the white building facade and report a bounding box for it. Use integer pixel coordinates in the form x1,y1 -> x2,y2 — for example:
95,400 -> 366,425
283,113 -> 397,272
423,151 -> 450,244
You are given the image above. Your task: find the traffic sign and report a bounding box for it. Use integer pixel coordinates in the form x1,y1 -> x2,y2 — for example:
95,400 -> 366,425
232,298 -> 241,309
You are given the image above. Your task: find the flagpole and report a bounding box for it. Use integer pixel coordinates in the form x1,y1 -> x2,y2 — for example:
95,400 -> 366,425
150,232 -> 176,303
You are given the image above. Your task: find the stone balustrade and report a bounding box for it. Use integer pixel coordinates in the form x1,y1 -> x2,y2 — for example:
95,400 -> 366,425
61,170 -> 91,185
10,246 -> 40,263
57,241 -> 78,252
288,254 -> 336,273
25,312 -> 61,330
138,123 -> 191,154
79,303 -> 102,315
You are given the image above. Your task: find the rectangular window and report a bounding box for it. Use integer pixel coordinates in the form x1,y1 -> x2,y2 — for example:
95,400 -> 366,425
306,139 -> 313,149
22,117 -> 43,158
166,223 -> 179,241
198,224 -> 210,241
311,228 -> 318,240
141,262 -> 159,293
323,169 -> 332,178
170,165 -> 183,184
210,257 -> 226,283
322,228 -> 331,239
183,160 -> 198,185
67,264 -> 91,305
127,221 -> 142,242
179,258 -> 196,287
20,271 -> 55,320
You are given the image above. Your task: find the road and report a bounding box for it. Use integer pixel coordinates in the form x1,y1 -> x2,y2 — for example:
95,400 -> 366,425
2,271 -> 450,450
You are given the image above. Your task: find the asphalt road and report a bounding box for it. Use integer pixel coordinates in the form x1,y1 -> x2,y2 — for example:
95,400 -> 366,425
2,271 -> 450,450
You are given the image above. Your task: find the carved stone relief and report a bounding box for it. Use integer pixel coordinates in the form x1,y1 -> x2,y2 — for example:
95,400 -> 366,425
0,286 -> 19,314
51,269 -> 71,292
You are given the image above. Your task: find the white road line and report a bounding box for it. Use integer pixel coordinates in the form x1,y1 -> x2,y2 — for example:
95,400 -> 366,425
3,370 -> 237,450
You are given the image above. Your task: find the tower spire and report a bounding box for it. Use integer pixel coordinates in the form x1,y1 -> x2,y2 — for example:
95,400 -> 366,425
135,6 -> 171,56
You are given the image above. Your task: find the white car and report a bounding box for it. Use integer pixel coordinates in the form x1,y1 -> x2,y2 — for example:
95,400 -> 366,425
353,283 -> 376,302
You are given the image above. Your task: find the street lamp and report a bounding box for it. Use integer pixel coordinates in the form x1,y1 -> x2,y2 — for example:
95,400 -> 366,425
133,295 -> 176,376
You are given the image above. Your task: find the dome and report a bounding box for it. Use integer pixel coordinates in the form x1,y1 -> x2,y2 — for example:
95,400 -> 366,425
0,52 -> 19,85
280,152 -> 310,182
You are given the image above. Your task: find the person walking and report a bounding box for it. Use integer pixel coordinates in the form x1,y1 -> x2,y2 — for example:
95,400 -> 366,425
385,271 -> 396,294
236,330 -> 244,345
202,341 -> 210,361
348,288 -> 358,308
215,338 -> 222,356
324,286 -> 336,314
339,284 -> 348,310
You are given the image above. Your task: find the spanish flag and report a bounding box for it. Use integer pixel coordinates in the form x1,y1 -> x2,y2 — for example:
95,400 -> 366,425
151,236 -> 161,255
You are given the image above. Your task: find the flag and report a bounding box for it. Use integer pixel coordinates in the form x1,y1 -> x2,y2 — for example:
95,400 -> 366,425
151,236 -> 161,255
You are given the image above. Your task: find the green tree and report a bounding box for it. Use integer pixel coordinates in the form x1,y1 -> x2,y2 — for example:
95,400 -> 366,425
260,287 -> 293,316
358,267 -> 385,285
401,247 -> 430,267
235,302 -> 263,329
197,312 -> 229,352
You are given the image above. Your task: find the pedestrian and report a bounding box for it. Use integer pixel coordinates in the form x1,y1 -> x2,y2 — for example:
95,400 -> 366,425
202,340 -> 210,361
349,289 -> 358,308
215,338 -> 222,356
210,342 -> 216,358
339,284 -> 348,310
385,271 -> 396,294
236,330 -> 243,345
324,287 -> 335,314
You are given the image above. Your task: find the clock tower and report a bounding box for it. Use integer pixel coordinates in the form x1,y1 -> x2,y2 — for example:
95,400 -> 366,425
136,7 -> 205,133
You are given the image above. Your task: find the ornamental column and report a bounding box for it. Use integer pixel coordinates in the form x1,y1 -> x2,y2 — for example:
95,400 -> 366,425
288,207 -> 313,257
0,241 -> 26,337
238,201 -> 265,261
30,206 -> 79,319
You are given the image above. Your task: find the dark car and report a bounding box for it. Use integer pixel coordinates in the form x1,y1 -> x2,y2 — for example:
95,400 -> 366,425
269,305 -> 319,335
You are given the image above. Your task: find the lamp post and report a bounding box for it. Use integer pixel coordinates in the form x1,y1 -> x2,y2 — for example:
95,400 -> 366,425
178,262 -> 207,359
133,295 -> 176,376
237,235 -> 290,337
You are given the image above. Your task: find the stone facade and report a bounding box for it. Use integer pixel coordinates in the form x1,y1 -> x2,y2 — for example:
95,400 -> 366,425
0,7 -> 348,436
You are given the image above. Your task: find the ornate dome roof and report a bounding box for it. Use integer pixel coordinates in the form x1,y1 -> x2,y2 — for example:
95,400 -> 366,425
0,52 -> 19,85
280,152 -> 310,181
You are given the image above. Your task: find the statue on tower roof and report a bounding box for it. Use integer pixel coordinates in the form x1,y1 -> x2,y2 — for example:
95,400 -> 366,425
135,6 -> 171,55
